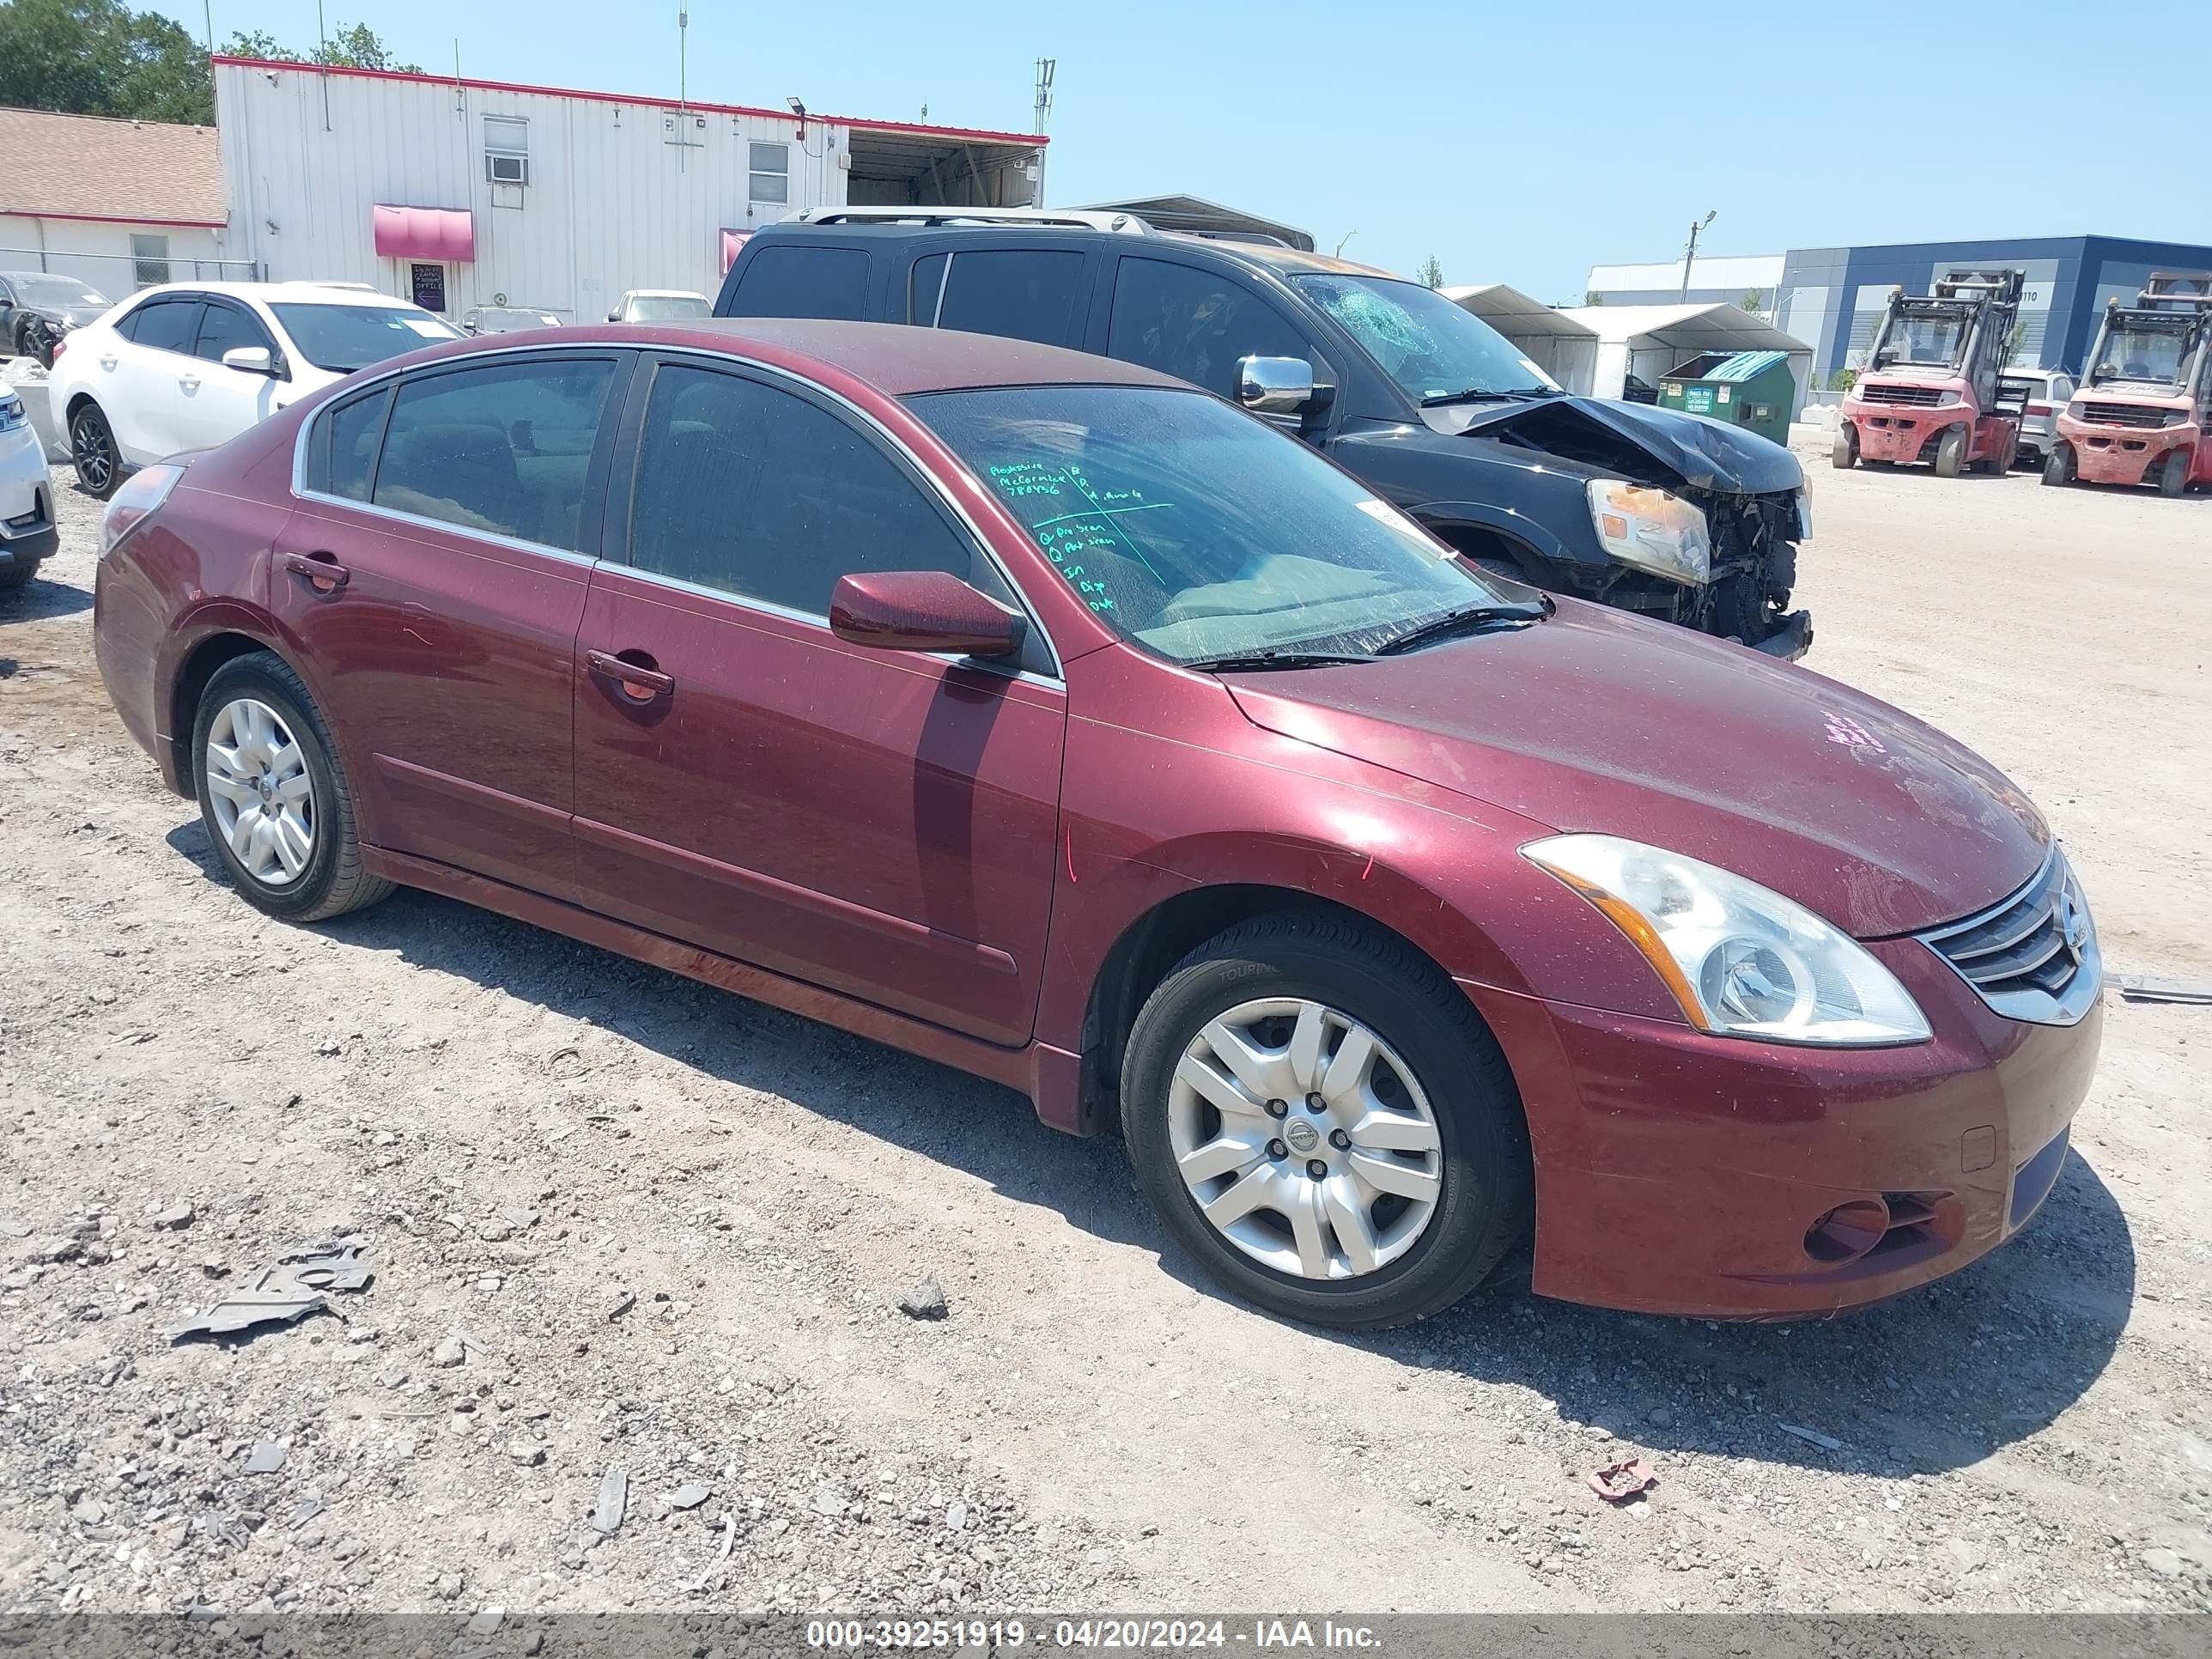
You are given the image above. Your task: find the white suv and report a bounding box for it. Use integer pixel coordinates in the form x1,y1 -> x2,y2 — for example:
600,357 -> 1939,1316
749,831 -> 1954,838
0,379 -> 57,591
52,282 -> 462,497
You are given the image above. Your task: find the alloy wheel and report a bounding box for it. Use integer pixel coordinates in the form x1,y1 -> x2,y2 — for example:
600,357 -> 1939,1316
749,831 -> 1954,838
71,413 -> 112,493
204,697 -> 315,886
1169,997 -> 1443,1281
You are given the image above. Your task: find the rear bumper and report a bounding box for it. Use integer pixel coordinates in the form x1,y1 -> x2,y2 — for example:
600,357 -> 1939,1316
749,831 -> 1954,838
1466,937 -> 2101,1319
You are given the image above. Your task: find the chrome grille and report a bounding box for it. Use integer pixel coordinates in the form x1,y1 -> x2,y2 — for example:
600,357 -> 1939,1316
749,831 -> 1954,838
1862,383 -> 1945,407
2076,401 -> 2172,429
1917,847 -> 2100,1026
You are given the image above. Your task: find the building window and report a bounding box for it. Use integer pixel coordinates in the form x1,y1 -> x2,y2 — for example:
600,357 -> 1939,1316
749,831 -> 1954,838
484,116 -> 529,185
131,233 -> 170,289
748,142 -> 789,204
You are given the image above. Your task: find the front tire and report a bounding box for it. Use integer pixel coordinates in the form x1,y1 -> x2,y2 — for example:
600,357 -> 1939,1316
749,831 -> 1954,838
2044,443 -> 2075,487
1934,426 -> 1966,478
191,653 -> 392,922
2157,449 -> 2189,498
1830,425 -> 1857,470
1121,911 -> 1532,1331
69,402 -> 121,499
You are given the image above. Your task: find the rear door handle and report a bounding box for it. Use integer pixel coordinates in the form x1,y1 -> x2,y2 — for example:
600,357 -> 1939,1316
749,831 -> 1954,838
586,648 -> 675,704
283,551 -> 350,593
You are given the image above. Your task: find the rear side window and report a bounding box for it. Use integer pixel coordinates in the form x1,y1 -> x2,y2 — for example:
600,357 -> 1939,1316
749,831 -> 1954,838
723,246 -> 870,320
625,362 -> 1003,617
126,298 -> 203,355
1107,258 -> 1314,398
371,358 -> 617,550
933,250 -> 1085,346
305,386 -> 394,501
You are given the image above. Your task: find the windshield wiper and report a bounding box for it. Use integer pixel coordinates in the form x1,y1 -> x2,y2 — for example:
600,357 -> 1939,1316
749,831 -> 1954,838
1374,598 -> 1553,656
1183,649 -> 1377,672
1421,386 -> 1562,407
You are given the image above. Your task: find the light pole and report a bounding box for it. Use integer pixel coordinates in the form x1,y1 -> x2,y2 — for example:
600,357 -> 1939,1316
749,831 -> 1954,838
1680,210 -> 1716,302
1334,229 -> 1358,258
1032,58 -> 1055,206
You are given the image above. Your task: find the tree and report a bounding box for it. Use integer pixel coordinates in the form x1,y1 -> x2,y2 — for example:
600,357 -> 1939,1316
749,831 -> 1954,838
221,21 -> 422,73
1740,288 -> 1766,313
1416,256 -> 1445,289
0,0 -> 214,125
1583,290 -> 1605,307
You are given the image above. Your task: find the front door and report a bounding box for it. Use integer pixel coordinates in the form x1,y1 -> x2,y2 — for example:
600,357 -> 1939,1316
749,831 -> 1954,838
271,349 -> 628,899
570,354 -> 1065,1046
173,297 -> 287,453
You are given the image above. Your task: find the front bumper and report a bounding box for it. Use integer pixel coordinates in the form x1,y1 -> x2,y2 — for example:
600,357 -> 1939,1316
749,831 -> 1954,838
1845,405 -> 1966,465
0,429 -> 57,572
2057,416 -> 2197,486
1465,935 -> 2101,1319
1746,608 -> 1813,660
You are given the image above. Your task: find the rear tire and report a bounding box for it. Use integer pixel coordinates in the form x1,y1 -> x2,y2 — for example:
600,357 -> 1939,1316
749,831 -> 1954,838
191,653 -> 392,923
2043,444 -> 2074,487
0,557 -> 38,592
69,402 -> 121,499
2157,449 -> 2189,498
1934,427 -> 1966,478
1830,425 -> 1857,470
1121,909 -> 1533,1331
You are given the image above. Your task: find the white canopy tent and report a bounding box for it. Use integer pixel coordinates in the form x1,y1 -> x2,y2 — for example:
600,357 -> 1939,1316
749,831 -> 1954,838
1554,303 -> 1815,413
1440,283 -> 1601,393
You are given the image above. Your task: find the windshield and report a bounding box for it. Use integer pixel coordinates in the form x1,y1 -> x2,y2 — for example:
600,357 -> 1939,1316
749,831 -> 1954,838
625,295 -> 709,320
271,303 -> 459,371
1290,274 -> 1559,403
2089,322 -> 2195,387
1873,310 -> 1969,370
11,276 -> 106,307
912,386 -> 1509,665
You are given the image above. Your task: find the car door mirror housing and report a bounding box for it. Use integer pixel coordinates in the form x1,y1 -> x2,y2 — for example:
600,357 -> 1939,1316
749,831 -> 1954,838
1237,356 -> 1317,415
830,570 -> 1027,660
222,345 -> 276,376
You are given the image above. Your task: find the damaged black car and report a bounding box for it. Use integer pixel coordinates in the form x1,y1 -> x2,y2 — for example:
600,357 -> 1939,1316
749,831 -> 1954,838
713,212 -> 1812,658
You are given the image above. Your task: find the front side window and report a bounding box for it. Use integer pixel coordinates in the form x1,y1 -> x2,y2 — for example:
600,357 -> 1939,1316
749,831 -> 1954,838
914,385 -> 1509,664
748,142 -> 789,204
127,298 -> 203,355
933,250 -> 1085,347
373,358 -> 617,550
193,302 -> 274,365
1291,273 -> 1557,404
625,362 -> 1003,620
723,246 -> 870,321
270,303 -> 460,372
1108,258 -> 1315,398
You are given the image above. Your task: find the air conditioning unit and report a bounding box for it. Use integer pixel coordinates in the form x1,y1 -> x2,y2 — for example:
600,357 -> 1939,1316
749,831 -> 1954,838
485,153 -> 529,186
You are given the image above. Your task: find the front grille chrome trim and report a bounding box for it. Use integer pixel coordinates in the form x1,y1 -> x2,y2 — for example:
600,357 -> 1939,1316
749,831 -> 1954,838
1916,846 -> 2101,1027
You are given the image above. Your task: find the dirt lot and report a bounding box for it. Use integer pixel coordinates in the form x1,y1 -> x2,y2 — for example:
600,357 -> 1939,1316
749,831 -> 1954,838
3,445 -> 2209,1622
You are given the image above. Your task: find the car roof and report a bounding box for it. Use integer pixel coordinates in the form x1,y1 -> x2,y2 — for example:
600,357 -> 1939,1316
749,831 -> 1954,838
130,281 -> 422,307
749,218 -> 1399,282
625,289 -> 708,298
582,318 -> 1190,396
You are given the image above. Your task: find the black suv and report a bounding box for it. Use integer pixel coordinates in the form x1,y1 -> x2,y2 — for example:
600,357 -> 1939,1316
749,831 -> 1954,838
714,211 -> 1811,656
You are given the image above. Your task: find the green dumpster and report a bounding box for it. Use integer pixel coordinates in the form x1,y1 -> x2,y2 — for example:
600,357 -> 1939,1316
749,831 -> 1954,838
1656,349 -> 1796,447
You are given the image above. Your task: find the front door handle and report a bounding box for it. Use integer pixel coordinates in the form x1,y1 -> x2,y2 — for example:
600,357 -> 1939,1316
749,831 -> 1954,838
99,355 -> 118,370
283,551 -> 350,593
179,374 -> 201,392
586,648 -> 675,704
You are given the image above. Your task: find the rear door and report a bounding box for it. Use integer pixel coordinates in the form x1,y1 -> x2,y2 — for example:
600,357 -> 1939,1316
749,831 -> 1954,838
173,297 -> 286,452
570,351 -> 1066,1045
106,295 -> 204,464
274,348 -> 629,898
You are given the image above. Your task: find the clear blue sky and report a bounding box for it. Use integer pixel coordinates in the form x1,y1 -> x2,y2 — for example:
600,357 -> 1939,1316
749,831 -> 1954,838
154,0 -> 2209,301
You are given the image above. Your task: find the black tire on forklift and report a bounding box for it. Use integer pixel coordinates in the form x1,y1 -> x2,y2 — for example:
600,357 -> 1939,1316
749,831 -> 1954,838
2157,449 -> 2190,498
2043,444 -> 2074,487
1830,425 -> 1857,470
1934,427 -> 1966,478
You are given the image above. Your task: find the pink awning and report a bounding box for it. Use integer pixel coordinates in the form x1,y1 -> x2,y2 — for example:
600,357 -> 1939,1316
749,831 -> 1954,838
720,228 -> 752,273
374,204 -> 476,263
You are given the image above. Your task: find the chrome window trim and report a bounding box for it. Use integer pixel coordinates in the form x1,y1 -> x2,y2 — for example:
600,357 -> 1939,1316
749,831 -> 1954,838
288,336 -> 1065,682
1915,844 -> 2102,1027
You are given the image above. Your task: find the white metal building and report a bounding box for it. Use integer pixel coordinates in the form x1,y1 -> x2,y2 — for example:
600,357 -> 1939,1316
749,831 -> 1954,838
1554,303 -> 1813,411
211,57 -> 1046,323
1440,284 -> 1599,392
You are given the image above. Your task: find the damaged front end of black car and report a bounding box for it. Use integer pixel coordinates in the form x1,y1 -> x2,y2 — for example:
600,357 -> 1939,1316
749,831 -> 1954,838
1334,385 -> 1814,659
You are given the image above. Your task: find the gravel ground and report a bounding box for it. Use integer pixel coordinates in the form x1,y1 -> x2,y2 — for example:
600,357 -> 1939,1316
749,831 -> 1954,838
3,448 -> 2209,1621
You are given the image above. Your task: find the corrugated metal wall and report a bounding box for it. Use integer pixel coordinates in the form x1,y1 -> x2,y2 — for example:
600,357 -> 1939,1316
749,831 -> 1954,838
216,62 -> 854,319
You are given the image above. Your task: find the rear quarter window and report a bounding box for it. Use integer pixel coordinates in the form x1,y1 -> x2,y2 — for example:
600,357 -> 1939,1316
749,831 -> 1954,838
722,246 -> 872,320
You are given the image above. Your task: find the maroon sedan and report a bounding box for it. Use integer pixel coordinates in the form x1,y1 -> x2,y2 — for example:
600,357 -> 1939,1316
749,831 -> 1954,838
92,320 -> 2101,1329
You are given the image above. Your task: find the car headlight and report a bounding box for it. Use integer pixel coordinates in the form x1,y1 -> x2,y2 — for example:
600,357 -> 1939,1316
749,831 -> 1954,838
1584,480 -> 1710,585
0,393 -> 24,435
1522,834 -> 1931,1047
100,462 -> 185,557
1792,487 -> 1812,540
1934,389 -> 1963,408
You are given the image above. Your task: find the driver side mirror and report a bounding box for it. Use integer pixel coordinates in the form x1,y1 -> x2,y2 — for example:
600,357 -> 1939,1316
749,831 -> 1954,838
1237,356 -> 1320,416
221,345 -> 277,377
830,570 -> 1027,660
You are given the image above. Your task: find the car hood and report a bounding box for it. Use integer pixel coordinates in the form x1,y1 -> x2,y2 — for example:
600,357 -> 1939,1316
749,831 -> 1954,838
1224,600 -> 2047,937
1422,393 -> 1804,495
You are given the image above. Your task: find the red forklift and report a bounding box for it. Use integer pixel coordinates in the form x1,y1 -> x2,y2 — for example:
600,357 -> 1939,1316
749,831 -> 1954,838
1833,270 -> 2030,477
2045,272 -> 2212,497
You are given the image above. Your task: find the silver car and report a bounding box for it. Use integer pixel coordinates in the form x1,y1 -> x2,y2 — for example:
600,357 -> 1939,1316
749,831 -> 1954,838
2007,367 -> 2076,467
